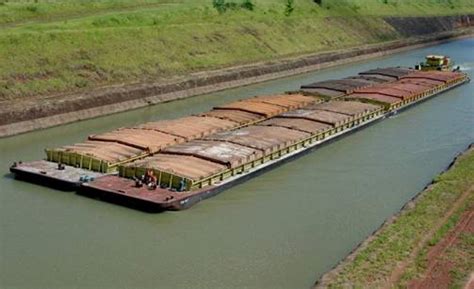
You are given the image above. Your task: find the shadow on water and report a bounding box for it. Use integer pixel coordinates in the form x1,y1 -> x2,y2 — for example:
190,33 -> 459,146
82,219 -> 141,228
3,172 -> 15,180
77,189 -> 167,214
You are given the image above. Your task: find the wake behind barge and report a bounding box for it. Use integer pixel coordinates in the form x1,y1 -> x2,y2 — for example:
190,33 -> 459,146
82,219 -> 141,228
10,63 -> 470,211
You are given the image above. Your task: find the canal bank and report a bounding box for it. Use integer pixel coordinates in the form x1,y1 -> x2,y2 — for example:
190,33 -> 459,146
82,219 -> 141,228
1,38 -> 473,289
314,144 -> 474,289
1,16 -> 473,138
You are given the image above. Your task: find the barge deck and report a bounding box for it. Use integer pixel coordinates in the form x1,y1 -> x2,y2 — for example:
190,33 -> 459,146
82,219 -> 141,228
10,160 -> 106,190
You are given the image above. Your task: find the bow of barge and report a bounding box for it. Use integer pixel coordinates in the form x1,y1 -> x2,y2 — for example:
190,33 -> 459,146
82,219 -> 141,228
10,160 -> 107,191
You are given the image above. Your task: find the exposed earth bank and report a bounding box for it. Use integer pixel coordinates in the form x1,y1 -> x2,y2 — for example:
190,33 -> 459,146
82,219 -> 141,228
1,15 -> 473,137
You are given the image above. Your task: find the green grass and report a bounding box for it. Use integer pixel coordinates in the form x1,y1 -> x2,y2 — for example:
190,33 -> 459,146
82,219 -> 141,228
447,232 -> 474,288
323,148 -> 474,289
1,0 -> 473,100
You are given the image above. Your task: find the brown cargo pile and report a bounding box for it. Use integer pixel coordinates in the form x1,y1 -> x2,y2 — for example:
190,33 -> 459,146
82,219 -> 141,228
57,141 -> 144,163
353,86 -> 413,99
299,68 -> 413,97
210,94 -> 318,117
162,140 -> 262,168
346,75 -> 389,84
300,79 -> 372,97
348,93 -> 401,104
214,101 -> 286,117
308,101 -> 381,117
201,94 -> 319,124
246,94 -> 317,109
389,83 -> 427,93
401,70 -> 463,83
202,109 -> 263,125
400,78 -> 444,87
121,125 -> 311,183
258,118 -> 331,134
122,125 -> 313,182
89,128 -> 184,152
137,116 -> 238,140
41,67 -> 468,193
345,70 -> 464,106
120,99 -> 385,187
299,87 -> 345,97
359,67 -> 414,79
47,94 -> 321,172
127,154 -> 227,181
301,79 -> 366,92
280,109 -> 350,126
204,126 -> 310,154
351,70 -> 461,103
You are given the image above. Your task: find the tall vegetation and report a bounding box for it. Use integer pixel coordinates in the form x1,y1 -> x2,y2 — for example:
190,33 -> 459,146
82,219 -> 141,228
212,0 -> 255,13
285,0 -> 295,16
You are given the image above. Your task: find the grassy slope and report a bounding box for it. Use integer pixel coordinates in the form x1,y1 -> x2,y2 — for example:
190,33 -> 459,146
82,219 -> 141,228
322,147 -> 474,289
1,0 -> 473,100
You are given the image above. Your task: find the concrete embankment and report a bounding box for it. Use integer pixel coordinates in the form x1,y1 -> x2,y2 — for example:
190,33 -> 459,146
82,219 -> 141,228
1,15 -> 472,138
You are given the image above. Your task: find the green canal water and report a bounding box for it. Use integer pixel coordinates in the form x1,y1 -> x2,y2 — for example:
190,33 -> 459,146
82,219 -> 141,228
1,38 -> 473,289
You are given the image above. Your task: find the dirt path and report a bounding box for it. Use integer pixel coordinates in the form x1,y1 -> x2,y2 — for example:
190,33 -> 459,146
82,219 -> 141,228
382,185 -> 474,289
408,209 -> 473,289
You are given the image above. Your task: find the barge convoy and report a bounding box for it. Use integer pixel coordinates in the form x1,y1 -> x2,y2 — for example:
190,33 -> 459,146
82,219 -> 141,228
10,61 -> 470,211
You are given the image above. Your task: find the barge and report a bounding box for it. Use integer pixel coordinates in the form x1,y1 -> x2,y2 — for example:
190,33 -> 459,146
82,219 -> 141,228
10,64 -> 470,211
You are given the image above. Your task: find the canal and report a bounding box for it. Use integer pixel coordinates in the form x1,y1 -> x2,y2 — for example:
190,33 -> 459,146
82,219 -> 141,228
1,38 -> 473,289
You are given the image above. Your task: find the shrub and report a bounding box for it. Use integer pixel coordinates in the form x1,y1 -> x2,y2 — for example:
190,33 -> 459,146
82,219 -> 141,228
241,0 -> 255,11
25,5 -> 38,13
212,0 -> 255,13
351,3 -> 361,12
212,0 -> 227,14
285,0 -> 294,16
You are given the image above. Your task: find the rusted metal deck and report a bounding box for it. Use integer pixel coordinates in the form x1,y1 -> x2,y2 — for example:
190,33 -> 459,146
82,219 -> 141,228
80,175 -> 208,211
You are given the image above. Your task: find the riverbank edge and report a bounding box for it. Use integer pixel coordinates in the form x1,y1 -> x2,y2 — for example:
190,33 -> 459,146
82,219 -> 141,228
313,143 -> 474,289
1,28 -> 473,138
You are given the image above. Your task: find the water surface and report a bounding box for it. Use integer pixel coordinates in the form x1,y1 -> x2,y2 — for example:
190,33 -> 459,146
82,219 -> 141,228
1,38 -> 473,289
